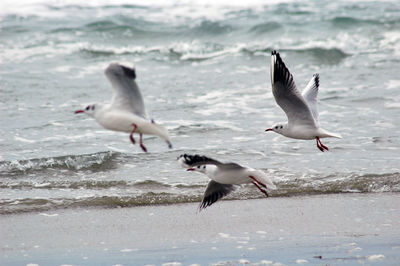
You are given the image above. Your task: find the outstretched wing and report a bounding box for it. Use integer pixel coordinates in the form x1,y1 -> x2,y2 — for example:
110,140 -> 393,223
270,50 -> 316,127
177,154 -> 222,168
105,63 -> 147,118
199,180 -> 236,211
302,73 -> 320,125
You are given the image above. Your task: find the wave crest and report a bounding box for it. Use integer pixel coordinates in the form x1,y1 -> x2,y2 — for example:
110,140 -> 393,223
1,172 -> 399,214
0,151 -> 118,176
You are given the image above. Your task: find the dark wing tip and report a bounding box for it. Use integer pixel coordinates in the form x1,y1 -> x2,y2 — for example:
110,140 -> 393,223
121,65 -> 136,79
313,73 -> 320,88
177,154 -> 221,166
271,50 -> 294,88
199,182 -> 235,211
271,50 -> 277,55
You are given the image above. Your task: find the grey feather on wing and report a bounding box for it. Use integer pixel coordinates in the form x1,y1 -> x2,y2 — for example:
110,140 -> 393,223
199,180 -> 236,211
302,73 -> 320,123
270,50 -> 316,126
105,63 -> 147,118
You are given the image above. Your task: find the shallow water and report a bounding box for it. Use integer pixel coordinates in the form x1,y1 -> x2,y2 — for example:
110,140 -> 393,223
1,0 -> 400,214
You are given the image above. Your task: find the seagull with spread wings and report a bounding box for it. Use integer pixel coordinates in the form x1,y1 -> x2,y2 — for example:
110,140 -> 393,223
75,63 -> 172,152
178,154 -> 276,211
266,50 -> 341,152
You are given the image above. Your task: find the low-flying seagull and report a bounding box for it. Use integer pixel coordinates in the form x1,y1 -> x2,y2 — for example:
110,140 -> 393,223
266,50 -> 341,152
178,154 -> 276,211
75,63 -> 172,152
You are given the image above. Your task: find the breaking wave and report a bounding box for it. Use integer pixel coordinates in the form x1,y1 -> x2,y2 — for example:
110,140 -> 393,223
0,151 -> 118,176
1,171 -> 399,214
78,42 -> 349,63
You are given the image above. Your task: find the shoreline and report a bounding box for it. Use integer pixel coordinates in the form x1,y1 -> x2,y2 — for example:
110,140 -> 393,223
1,193 -> 400,265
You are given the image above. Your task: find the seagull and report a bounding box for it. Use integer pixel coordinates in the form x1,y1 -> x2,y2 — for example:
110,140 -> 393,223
75,63 -> 172,152
266,50 -> 341,152
177,154 -> 276,211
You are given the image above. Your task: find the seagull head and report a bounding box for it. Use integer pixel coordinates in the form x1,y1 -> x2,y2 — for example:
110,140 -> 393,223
186,165 -> 218,177
187,165 -> 207,173
75,104 -> 97,118
266,123 -> 285,134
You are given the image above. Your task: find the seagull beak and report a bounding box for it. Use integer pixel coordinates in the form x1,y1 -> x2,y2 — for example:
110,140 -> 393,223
265,128 -> 272,132
75,110 -> 84,114
186,168 -> 195,171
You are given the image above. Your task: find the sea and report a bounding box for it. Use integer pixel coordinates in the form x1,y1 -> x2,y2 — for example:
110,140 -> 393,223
1,0 -> 400,215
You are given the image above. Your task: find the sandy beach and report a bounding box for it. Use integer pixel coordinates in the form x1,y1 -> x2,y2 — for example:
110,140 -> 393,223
1,193 -> 400,265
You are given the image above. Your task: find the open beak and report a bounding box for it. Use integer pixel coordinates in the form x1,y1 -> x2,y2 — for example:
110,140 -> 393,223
75,110 -> 84,114
186,168 -> 195,171
265,128 -> 272,132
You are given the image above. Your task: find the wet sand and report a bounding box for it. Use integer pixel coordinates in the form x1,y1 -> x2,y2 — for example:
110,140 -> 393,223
1,193 -> 400,265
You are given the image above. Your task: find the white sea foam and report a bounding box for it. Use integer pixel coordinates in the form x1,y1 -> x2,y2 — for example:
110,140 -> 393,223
218,232 -> 230,238
386,80 -> 400,90
14,136 -> 36,143
120,248 -> 137,252
367,254 -> 385,261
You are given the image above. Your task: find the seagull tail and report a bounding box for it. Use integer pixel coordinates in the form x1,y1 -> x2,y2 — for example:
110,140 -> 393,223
319,129 -> 342,139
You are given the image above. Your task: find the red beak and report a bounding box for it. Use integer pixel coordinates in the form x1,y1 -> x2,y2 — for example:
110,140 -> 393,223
75,110 -> 84,114
265,128 -> 272,132
186,168 -> 195,171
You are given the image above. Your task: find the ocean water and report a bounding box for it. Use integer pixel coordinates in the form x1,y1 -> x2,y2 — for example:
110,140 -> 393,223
1,0 -> 400,214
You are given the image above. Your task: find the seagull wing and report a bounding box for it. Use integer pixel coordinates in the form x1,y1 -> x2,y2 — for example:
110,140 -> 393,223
177,154 -> 222,168
105,63 -> 147,118
302,73 -> 320,125
199,180 -> 236,211
270,51 -> 316,127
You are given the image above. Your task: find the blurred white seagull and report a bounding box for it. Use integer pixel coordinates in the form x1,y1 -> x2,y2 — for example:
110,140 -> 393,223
75,63 -> 172,152
178,154 -> 276,211
266,50 -> 341,152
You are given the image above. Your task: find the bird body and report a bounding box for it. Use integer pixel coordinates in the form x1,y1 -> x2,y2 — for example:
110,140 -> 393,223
75,63 -> 172,152
178,154 -> 276,210
199,163 -> 275,187
271,123 -> 341,140
266,50 -> 341,151
93,105 -> 169,138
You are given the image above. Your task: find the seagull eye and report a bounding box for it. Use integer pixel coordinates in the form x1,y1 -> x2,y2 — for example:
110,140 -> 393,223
203,166 -> 206,169
275,126 -> 278,129
197,166 -> 200,168
85,106 -> 90,111
280,125 -> 283,129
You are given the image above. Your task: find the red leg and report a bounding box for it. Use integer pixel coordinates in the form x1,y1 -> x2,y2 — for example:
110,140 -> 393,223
316,137 -> 329,152
252,181 -> 269,197
316,138 -> 324,152
139,133 -> 147,152
320,140 -> 329,151
249,175 -> 267,188
129,124 -> 137,145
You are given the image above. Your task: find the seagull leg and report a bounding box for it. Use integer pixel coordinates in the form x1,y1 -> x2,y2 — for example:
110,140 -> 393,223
129,124 -> 138,145
252,181 -> 269,197
249,175 -> 267,188
249,175 -> 269,197
316,137 -> 329,152
316,138 -> 324,152
139,133 -> 147,152
319,140 -> 329,151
